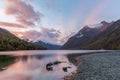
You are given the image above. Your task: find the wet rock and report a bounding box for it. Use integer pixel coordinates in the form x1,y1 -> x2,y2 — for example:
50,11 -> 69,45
46,62 -> 53,71
53,61 -> 62,65
46,66 -> 53,71
64,76 -> 72,80
46,62 -> 53,66
46,61 -> 72,72
68,66 -> 72,68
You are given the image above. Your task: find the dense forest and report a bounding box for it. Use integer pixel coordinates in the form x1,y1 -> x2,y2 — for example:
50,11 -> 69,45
0,28 -> 47,51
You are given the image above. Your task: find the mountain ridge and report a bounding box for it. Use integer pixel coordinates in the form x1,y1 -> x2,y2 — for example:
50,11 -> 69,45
61,20 -> 120,50
34,40 -> 61,50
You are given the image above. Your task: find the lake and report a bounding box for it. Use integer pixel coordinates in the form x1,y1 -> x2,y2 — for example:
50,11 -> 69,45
0,50 -> 109,80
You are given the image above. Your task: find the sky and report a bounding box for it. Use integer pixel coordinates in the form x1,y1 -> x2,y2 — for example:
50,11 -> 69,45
0,0 -> 120,45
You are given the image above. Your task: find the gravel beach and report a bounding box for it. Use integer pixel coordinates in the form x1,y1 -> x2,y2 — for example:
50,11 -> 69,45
67,51 -> 120,80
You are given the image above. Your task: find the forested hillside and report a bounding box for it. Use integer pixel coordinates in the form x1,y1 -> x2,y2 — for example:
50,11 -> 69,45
0,28 -> 47,51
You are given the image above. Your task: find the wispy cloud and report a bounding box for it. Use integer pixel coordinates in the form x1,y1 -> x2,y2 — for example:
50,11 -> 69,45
84,0 -> 110,25
0,21 -> 25,28
5,0 -> 43,26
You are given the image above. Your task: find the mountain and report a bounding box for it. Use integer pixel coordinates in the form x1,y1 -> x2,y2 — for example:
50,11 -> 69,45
61,26 -> 100,49
82,20 -> 120,50
0,28 -> 17,38
61,20 -> 116,50
34,40 -> 61,50
0,28 -> 47,51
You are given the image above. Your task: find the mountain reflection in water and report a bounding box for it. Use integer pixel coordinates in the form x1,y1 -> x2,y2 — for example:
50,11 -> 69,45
0,50 -> 78,80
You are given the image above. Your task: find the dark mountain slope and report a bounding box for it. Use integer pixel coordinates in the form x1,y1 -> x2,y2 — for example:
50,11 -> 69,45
82,20 -> 120,50
61,21 -> 111,49
0,28 -> 16,37
61,20 -> 117,50
61,26 -> 101,49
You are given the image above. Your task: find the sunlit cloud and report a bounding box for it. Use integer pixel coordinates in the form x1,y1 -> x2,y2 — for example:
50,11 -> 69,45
12,31 -> 24,38
0,9 -> 16,23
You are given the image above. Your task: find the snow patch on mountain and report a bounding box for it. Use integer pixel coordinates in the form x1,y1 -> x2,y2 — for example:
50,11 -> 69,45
76,34 -> 84,38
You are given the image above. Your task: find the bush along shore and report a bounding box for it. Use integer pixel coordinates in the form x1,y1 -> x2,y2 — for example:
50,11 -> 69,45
66,51 -> 120,80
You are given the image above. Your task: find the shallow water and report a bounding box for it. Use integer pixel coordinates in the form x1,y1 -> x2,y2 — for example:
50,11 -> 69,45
0,50 -> 109,80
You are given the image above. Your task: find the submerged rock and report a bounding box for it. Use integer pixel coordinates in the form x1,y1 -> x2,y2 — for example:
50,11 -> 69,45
63,66 -> 72,72
46,62 -> 53,71
63,67 -> 68,72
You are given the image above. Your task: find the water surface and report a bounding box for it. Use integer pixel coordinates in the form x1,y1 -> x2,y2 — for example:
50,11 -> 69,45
0,50 -> 108,80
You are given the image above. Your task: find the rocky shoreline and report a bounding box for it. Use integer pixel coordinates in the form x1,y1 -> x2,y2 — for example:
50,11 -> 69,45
66,51 -> 120,80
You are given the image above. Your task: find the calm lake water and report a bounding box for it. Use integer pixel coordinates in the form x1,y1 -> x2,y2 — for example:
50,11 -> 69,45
0,50 -> 108,80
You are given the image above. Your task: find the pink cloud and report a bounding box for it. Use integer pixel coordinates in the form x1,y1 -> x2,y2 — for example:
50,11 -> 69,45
84,0 -> 110,25
0,22 -> 25,28
5,0 -> 43,26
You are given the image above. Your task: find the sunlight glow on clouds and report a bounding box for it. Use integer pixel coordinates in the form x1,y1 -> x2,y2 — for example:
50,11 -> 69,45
0,0 -> 120,44
16,27 -> 66,44
0,9 -> 16,23
0,0 -> 66,44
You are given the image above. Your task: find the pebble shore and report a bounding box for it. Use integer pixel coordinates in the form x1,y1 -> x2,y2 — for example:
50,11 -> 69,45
67,51 -> 120,80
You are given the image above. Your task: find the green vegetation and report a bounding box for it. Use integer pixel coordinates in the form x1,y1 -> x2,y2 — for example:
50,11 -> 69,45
0,28 -> 47,51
